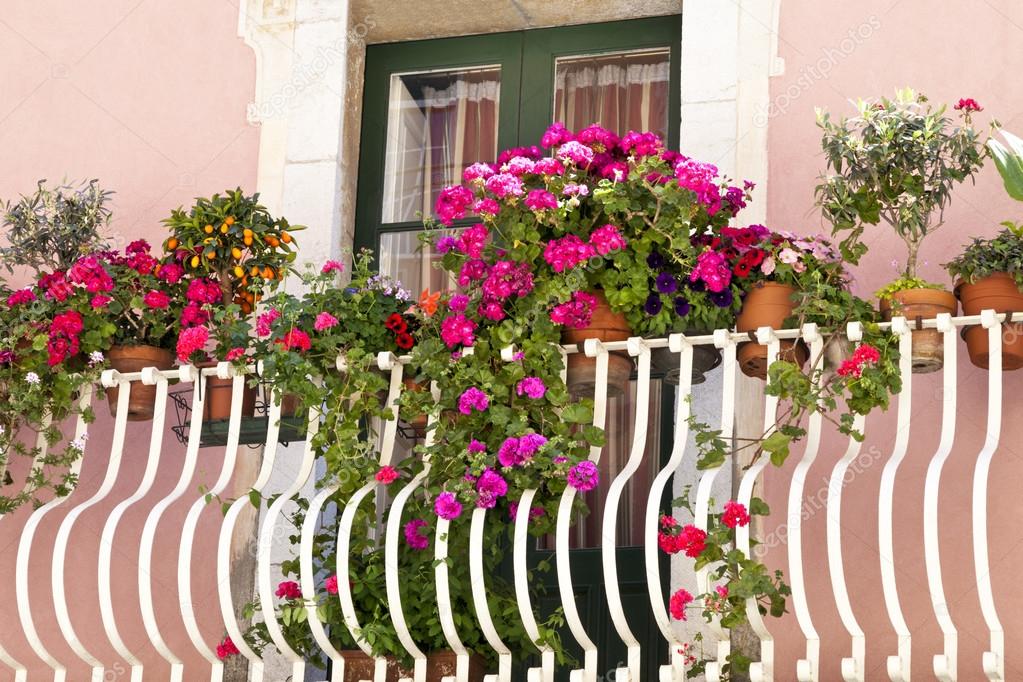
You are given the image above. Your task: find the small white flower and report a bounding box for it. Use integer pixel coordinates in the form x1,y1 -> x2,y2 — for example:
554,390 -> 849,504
25,372 -> 40,385
70,438 -> 86,452
89,351 -> 105,366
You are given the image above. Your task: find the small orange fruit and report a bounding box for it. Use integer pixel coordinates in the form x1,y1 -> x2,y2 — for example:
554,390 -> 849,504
220,224 -> 229,234
280,231 -> 292,244
265,236 -> 279,247
204,224 -> 214,234
244,237 -> 253,247
190,255 -> 200,268
233,266 -> 245,279
225,216 -> 235,226
243,228 -> 253,238
166,238 -> 178,251
231,247 -> 243,260
206,251 -> 216,260
250,266 -> 260,277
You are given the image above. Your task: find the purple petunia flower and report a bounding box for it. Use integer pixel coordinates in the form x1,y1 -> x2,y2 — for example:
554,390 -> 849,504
644,293 -> 663,315
674,296 -> 691,317
655,272 -> 678,294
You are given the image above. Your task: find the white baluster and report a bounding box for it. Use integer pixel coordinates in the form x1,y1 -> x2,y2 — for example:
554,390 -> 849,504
136,366 -> 203,678
469,505 -> 513,681
556,338 -> 609,682
694,331 -> 736,682
218,361 -> 284,682
13,390 -> 90,682
973,310 -> 1004,681
645,333 -> 694,682
97,369 -> 169,682
299,358 -> 364,682
137,364 -> 204,682
180,364 -> 248,682
736,327 -> 779,682
826,323 -> 867,682
505,344 -> 555,682
789,325 -> 823,682
924,313 -> 958,682
879,318 -> 914,682
50,374 -> 127,682
383,379 -> 442,682
255,386 -> 322,682
336,353 -> 406,682
600,337 -> 654,682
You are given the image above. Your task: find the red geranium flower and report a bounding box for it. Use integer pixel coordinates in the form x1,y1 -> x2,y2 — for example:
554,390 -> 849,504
395,332 -> 415,350
385,313 -> 408,334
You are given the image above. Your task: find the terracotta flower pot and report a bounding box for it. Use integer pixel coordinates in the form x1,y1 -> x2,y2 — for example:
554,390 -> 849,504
198,362 -> 257,422
339,650 -> 488,682
956,273 -> 1023,370
736,282 -> 807,379
105,345 -> 175,421
649,334 -> 723,386
561,291 -> 634,398
879,288 -> 958,373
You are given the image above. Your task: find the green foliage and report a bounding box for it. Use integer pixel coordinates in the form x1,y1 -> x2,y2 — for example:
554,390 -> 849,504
816,88 -> 989,277
945,226 -> 1023,290
874,276 -> 945,301
0,179 -> 112,276
988,129 -> 1023,202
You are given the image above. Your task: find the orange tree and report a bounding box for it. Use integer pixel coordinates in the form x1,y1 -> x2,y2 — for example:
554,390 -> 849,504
161,188 -> 303,313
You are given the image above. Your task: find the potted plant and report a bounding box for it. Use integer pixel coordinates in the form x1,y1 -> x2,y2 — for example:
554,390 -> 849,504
162,188 -> 303,312
0,178 -> 113,276
943,129 -> 1023,369
816,89 -> 988,372
97,241 -> 185,420
430,123 -> 751,396
722,227 -> 846,379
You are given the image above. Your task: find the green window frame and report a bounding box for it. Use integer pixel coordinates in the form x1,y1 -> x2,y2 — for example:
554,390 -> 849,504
353,15 -> 683,256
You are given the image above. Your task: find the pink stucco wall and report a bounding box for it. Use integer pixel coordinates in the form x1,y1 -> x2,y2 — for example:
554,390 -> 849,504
0,1 -> 259,679
765,0 -> 1023,678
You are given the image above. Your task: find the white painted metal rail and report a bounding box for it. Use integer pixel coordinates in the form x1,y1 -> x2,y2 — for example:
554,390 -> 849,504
0,310 -> 1017,681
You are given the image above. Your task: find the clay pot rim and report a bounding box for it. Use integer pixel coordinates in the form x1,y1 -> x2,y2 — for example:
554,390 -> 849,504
878,286 -> 957,311
954,272 -> 1023,300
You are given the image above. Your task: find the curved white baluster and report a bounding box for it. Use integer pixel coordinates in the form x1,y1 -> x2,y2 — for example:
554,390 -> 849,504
383,381 -> 442,682
924,314 -> 958,682
469,505 -> 512,682
972,310 -> 1004,681
600,337 -> 653,682
180,365 -> 248,682
301,357 -> 372,682
13,392 -> 89,682
556,338 -> 609,682
218,363 -> 284,682
826,323 -> 867,682
645,333 -> 694,682
736,327 -> 779,682
98,369 -> 169,682
507,344 -> 556,682
788,325 -> 824,682
137,365 -> 203,681
435,512 -> 472,682
50,374 -> 129,682
879,319 -> 914,682
695,331 -> 736,682
336,353 -> 406,682
255,387 -> 322,682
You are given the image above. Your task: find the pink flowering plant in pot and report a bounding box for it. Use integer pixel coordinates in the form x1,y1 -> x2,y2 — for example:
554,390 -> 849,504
430,123 -> 753,389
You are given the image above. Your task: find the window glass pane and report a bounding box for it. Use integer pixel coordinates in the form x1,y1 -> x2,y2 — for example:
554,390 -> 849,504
382,66 -> 501,224
554,48 -> 671,139
379,230 -> 454,296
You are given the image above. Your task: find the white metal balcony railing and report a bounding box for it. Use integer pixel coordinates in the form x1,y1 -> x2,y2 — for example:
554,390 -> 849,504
0,309 -> 1014,682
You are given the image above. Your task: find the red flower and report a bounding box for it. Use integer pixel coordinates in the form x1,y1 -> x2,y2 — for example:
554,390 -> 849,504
275,580 -> 302,600
216,636 -> 240,660
394,332 -> 414,350
144,290 -> 170,309
669,588 -> 693,621
375,466 -> 399,484
276,329 -> 312,352
722,501 -> 750,528
385,313 -> 408,334
954,98 -> 983,113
